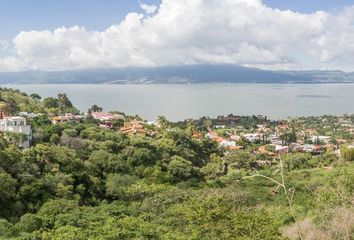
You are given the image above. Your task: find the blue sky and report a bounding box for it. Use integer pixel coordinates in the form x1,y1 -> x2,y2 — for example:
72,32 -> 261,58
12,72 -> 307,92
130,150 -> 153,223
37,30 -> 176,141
1,0 -> 354,71
0,0 -> 159,39
1,0 -> 353,40
264,0 -> 354,12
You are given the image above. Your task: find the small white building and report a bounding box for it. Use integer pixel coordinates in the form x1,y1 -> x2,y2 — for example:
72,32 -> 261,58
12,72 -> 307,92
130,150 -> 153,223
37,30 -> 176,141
19,112 -> 42,119
243,133 -> 260,142
0,116 -> 32,148
311,136 -> 331,144
274,145 -> 289,154
296,144 -> 316,153
91,112 -> 124,121
220,140 -> 237,148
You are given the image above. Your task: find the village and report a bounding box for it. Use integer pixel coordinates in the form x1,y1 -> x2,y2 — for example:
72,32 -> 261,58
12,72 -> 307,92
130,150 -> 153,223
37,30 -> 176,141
1,109 -> 354,163
194,114 -> 354,158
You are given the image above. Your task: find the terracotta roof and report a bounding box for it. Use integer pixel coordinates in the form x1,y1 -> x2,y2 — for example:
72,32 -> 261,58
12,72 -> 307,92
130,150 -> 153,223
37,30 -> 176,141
257,146 -> 275,156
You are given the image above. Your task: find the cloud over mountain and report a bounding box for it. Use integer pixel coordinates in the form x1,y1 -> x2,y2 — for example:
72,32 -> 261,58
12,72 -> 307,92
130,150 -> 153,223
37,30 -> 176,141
1,0 -> 354,71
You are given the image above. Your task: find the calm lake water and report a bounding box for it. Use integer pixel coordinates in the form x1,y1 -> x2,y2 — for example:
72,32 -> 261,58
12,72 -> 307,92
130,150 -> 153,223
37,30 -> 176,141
3,84 -> 354,121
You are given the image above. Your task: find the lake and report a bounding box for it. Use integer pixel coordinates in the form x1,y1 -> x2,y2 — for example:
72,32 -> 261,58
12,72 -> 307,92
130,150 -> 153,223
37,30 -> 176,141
3,84 -> 354,121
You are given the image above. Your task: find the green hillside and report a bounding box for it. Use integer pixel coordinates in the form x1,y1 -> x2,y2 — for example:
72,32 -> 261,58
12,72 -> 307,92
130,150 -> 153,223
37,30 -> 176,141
0,88 -> 353,239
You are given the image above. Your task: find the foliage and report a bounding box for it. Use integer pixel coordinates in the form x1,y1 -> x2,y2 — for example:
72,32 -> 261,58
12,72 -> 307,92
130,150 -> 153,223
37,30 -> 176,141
341,146 -> 354,162
1,88 -> 354,239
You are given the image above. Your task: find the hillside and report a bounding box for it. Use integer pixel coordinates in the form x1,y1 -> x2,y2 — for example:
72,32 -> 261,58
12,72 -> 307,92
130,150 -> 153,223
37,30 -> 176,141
1,88 -> 354,239
1,65 -> 354,84
0,87 -> 44,114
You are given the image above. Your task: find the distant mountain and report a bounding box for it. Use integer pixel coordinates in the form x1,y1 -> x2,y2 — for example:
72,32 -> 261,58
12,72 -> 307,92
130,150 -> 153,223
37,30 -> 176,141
0,64 -> 354,84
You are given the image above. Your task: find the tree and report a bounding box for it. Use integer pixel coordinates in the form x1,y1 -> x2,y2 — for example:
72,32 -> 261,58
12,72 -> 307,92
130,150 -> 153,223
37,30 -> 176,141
0,101 -> 10,115
0,173 -> 17,218
0,219 -> 18,238
106,174 -> 138,199
223,150 -> 255,169
57,93 -> 74,113
43,97 -> 59,109
18,213 -> 43,233
50,134 -> 60,145
112,118 -> 124,128
200,154 -> 223,180
30,93 -> 42,100
157,115 -> 170,129
283,153 -> 312,170
203,117 -> 213,130
89,104 -> 103,113
37,199 -> 79,228
167,156 -> 193,181
3,131 -> 28,146
88,150 -> 128,174
63,129 -> 78,137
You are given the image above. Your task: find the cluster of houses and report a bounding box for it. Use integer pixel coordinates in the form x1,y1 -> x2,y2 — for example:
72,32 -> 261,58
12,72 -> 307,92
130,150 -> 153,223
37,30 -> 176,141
0,109 -> 151,149
204,131 -> 242,150
2,109 -> 354,155
198,122 -> 346,156
50,112 -> 150,136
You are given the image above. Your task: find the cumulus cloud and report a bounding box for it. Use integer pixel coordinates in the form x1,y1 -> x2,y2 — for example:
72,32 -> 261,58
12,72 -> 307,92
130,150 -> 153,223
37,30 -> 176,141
139,1 -> 158,15
1,0 -> 354,71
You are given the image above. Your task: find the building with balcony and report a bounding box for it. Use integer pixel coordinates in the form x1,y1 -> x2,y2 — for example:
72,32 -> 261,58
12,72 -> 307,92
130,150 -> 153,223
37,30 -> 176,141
0,116 -> 32,148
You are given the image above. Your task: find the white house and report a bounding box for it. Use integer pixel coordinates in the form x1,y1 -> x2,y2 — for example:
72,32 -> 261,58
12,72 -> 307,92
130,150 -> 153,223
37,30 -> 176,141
220,140 -> 237,148
19,112 -> 42,119
295,144 -> 316,153
274,145 -> 289,154
243,133 -> 260,142
311,136 -> 331,144
0,116 -> 32,148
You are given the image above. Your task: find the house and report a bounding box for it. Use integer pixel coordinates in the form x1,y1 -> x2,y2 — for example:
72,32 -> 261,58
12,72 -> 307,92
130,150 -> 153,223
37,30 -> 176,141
19,112 -> 43,119
121,119 -> 148,136
257,145 -> 275,156
91,112 -> 123,121
230,134 -> 241,142
295,144 -> 317,153
206,131 -> 219,139
311,136 -> 331,144
205,131 -> 240,149
91,112 -> 124,128
243,133 -> 260,142
215,136 -> 225,143
274,145 -> 289,154
0,116 -> 32,148
227,145 -> 243,150
192,131 -> 203,139
219,139 -> 236,147
51,113 -> 85,124
268,134 -> 282,145
257,144 -> 288,155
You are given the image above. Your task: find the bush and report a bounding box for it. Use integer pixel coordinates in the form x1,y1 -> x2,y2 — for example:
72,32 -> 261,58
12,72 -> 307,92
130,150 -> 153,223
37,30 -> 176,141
18,213 -> 43,233
0,219 -> 18,238
63,129 -> 78,137
106,174 -> 138,200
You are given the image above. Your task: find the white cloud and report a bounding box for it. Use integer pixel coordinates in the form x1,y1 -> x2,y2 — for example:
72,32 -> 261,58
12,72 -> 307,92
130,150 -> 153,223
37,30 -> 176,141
1,0 -> 354,71
139,1 -> 158,15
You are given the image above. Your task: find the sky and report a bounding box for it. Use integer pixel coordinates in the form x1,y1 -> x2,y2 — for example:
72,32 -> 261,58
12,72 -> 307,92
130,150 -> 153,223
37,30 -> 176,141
1,0 -> 354,72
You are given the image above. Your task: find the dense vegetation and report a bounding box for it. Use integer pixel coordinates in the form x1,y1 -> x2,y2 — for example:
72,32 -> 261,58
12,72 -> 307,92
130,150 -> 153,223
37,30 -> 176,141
0,87 -> 354,239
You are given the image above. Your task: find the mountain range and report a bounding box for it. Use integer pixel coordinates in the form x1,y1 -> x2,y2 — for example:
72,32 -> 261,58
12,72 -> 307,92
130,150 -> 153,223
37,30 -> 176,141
1,64 -> 354,84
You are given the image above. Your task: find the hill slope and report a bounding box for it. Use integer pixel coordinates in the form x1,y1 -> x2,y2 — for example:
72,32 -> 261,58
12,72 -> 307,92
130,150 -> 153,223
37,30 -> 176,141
0,65 -> 354,84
